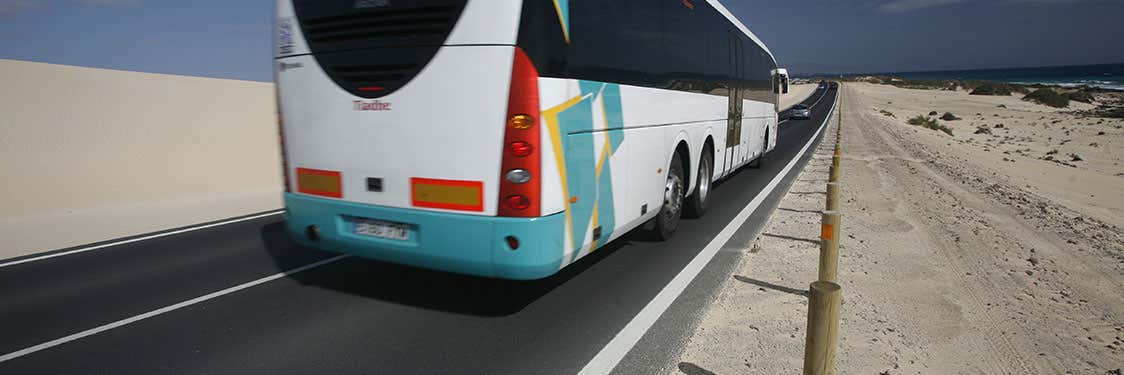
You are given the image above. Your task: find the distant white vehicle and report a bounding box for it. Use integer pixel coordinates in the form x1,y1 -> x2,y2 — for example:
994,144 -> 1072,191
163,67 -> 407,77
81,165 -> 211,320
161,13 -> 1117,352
274,0 -> 785,279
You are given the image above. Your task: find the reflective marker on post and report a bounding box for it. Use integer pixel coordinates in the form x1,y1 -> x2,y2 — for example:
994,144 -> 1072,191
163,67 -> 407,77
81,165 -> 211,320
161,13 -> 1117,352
818,210 -> 841,283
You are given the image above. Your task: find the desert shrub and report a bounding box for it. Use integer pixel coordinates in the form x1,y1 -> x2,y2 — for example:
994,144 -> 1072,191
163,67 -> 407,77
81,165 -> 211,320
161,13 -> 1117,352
907,115 -> 933,126
970,83 -> 1013,96
907,115 -> 953,136
1023,88 -> 1069,108
941,112 -> 961,121
934,123 -> 954,136
1065,91 -> 1094,104
929,111 -> 938,116
880,109 -> 896,118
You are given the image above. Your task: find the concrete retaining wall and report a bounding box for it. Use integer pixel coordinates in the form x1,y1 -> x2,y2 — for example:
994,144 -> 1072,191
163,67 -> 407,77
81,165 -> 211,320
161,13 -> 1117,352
0,60 -> 282,260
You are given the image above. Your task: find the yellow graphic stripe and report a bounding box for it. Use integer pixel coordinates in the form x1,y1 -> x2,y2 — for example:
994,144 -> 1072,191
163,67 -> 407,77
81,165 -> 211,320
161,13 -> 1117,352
542,94 -> 585,262
551,0 -> 571,43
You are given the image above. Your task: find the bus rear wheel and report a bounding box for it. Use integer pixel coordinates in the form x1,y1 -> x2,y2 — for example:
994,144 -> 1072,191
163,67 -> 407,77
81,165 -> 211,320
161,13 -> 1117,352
654,151 -> 685,240
685,146 -> 713,218
750,129 -> 768,169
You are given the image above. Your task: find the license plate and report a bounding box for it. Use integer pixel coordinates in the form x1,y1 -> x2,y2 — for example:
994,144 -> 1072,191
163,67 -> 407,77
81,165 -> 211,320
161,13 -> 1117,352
354,219 -> 411,241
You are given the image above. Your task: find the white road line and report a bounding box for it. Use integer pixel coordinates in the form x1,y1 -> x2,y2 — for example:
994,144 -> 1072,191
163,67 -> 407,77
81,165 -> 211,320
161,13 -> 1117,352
578,92 -> 838,375
0,210 -> 285,269
809,87 -> 828,109
0,254 -> 350,363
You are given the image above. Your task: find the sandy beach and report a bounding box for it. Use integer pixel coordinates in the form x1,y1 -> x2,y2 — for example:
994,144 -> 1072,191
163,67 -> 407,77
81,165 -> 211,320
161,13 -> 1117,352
674,83 -> 1124,374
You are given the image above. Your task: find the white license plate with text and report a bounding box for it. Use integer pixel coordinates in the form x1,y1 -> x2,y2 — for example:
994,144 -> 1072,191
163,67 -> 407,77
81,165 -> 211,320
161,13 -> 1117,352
354,219 -> 411,241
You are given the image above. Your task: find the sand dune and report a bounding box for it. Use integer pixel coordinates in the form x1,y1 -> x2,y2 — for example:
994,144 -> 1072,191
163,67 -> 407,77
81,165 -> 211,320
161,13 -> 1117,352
0,60 -> 282,260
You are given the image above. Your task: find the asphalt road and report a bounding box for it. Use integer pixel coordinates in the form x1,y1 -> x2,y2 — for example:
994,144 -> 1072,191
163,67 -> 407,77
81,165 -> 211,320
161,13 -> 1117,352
0,86 -> 837,375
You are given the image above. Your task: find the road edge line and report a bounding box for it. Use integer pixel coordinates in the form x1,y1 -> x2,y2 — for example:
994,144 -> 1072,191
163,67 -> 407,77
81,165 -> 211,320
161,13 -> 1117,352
0,210 -> 285,269
0,254 -> 350,363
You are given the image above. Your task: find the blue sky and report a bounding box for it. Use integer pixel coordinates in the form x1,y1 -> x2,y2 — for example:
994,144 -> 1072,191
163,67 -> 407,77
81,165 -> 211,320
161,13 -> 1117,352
2,0 -> 1123,81
0,0 -> 272,81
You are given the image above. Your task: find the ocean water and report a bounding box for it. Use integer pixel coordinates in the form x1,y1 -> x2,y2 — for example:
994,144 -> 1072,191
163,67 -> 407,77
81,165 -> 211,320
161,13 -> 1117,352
872,63 -> 1124,91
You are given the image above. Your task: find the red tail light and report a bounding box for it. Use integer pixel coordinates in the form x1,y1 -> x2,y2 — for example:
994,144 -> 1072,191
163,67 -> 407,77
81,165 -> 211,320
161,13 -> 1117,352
505,195 -> 531,210
508,141 -> 534,157
498,47 -> 541,217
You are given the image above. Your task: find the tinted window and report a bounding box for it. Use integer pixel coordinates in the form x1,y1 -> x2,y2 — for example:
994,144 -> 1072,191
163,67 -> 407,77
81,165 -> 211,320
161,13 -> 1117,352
518,0 -> 776,104
566,0 -> 666,88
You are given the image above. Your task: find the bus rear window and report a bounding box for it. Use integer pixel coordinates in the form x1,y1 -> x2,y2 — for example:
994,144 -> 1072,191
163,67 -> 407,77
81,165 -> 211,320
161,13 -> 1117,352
292,0 -> 468,53
290,0 -> 468,99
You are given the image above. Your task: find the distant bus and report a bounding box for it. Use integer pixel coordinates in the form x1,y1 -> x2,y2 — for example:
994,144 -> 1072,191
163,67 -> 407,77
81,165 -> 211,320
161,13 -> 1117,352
275,0 -> 785,279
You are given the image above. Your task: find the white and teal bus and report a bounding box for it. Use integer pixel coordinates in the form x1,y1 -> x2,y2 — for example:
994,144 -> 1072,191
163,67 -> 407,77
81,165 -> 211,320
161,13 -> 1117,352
275,0 -> 785,279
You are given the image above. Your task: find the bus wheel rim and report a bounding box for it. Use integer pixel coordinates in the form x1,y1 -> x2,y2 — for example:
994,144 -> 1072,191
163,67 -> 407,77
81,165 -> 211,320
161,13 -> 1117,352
698,156 -> 710,202
664,172 -> 683,219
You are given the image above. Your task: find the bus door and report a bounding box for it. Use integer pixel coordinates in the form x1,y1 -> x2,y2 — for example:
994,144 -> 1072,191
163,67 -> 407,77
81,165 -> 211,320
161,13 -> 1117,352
725,32 -> 743,173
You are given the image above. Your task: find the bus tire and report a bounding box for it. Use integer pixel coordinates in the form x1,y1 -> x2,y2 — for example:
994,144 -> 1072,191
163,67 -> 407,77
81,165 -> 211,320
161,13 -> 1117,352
750,129 -> 768,169
684,145 -> 713,218
654,151 -> 686,240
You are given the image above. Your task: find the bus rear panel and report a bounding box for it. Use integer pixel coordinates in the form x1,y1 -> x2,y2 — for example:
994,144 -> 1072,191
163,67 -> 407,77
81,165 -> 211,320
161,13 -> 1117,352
276,0 -> 565,279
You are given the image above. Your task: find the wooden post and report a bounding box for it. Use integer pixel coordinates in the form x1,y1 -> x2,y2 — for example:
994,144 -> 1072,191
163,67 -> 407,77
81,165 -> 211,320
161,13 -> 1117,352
818,211 -> 841,283
803,281 -> 842,375
825,182 -> 840,211
830,137 -> 841,181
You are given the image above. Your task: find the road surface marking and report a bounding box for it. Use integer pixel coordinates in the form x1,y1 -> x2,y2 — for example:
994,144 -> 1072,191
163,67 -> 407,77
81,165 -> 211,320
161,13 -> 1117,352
0,253 -> 349,363
0,210 -> 285,269
578,91 -> 837,375
809,87 -> 828,108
